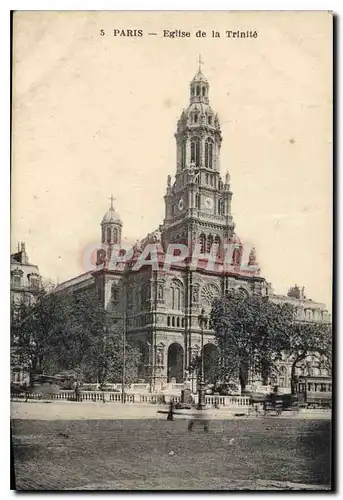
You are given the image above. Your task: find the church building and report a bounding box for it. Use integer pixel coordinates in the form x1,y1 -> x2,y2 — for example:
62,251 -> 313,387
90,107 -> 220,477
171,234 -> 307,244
55,63 -> 331,392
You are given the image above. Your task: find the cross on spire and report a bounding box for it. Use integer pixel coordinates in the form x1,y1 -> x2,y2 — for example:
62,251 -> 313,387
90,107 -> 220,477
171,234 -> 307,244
109,194 -> 115,210
198,54 -> 204,72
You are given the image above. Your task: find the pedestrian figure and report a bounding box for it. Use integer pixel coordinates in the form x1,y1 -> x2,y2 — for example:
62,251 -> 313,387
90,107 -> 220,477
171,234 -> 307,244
74,381 -> 80,402
167,399 -> 174,421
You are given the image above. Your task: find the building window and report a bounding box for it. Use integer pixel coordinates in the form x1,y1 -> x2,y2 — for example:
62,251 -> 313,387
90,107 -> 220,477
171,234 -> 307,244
29,276 -> 39,288
195,193 -> 200,210
206,174 -> 209,184
214,236 -> 221,257
167,316 -> 171,326
180,141 -> 186,170
13,276 -> 21,287
177,317 -> 180,327
106,227 -> 111,243
113,228 -> 118,243
205,139 -> 214,169
194,114 -> 198,123
208,115 -> 212,125
196,85 -> 200,96
202,86 -> 206,96
200,233 -> 206,253
190,138 -> 200,166
207,234 -> 213,253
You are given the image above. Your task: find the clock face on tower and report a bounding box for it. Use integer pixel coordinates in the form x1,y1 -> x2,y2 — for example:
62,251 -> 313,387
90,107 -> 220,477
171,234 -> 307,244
178,198 -> 184,211
204,197 -> 213,210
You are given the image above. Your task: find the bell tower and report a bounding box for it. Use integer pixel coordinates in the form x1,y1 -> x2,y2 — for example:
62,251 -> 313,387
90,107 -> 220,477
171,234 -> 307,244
101,195 -> 122,246
161,58 -> 236,258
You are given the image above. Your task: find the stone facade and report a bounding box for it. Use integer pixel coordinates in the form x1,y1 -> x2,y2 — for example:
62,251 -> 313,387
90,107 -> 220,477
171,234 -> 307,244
11,242 -> 41,307
55,66 -> 331,393
11,242 -> 42,384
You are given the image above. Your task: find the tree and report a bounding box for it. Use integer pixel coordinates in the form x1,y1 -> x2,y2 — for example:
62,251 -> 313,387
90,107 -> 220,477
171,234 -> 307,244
11,281 -> 72,377
12,286 -> 141,388
82,321 -> 141,388
284,321 -> 332,394
210,290 -> 294,393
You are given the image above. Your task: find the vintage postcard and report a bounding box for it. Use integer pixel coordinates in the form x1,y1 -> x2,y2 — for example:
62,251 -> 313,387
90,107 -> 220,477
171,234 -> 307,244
11,11 -> 333,491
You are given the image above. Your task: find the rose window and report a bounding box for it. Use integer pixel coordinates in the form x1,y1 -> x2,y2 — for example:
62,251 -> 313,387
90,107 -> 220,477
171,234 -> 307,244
201,284 -> 219,305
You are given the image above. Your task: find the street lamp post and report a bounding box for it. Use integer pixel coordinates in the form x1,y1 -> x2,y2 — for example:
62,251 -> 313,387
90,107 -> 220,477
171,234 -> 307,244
197,308 -> 206,410
121,311 -> 126,404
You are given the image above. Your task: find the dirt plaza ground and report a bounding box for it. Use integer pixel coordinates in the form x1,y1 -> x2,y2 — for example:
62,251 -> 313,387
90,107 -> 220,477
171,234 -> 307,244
11,402 -> 331,491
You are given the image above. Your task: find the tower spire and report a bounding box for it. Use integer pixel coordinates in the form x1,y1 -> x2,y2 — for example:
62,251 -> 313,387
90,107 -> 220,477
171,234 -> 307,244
198,54 -> 204,72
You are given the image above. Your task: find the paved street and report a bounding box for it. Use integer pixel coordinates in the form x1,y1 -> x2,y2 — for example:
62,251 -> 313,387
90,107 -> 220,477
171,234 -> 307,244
12,414 -> 331,490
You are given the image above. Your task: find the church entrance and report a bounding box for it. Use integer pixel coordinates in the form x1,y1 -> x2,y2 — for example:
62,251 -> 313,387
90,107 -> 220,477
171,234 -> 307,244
167,343 -> 184,383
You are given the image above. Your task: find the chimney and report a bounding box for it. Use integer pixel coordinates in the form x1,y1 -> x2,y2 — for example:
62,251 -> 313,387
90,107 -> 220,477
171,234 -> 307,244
20,242 -> 28,264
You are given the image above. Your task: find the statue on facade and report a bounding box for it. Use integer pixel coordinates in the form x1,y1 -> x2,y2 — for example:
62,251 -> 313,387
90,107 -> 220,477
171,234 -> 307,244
248,247 -> 258,266
133,239 -> 142,253
158,284 -> 164,300
156,346 -> 164,366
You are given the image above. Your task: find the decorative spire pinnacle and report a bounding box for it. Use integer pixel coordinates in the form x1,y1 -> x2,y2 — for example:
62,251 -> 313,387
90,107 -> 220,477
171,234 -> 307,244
109,194 -> 115,210
198,54 -> 204,73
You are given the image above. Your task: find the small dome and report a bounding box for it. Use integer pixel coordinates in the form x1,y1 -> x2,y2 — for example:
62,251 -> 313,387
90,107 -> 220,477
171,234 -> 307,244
191,69 -> 208,84
101,207 -> 122,225
101,196 -> 122,225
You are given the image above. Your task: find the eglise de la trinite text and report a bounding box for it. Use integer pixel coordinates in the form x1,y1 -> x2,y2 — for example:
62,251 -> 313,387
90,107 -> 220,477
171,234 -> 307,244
100,29 -> 259,38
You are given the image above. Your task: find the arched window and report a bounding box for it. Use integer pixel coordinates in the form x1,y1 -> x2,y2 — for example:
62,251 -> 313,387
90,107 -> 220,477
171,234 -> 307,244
172,317 -> 175,327
180,141 -> 186,170
182,318 -> 185,327
214,235 -> 221,257
194,114 -> 198,123
207,234 -> 213,253
202,86 -> 206,96
111,284 -> 119,304
176,288 -> 181,310
218,199 -> 224,216
191,87 -> 195,96
206,174 -> 209,184
167,316 -> 171,326
113,228 -> 118,243
190,138 -> 200,166
106,227 -> 111,243
196,85 -> 200,96
205,139 -> 214,169
172,284 -> 182,310
177,317 -> 180,327
208,115 -> 212,125
195,193 -> 200,210
200,233 -> 206,253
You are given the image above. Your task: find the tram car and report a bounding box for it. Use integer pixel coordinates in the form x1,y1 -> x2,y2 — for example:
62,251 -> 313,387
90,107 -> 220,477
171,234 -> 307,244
296,375 -> 332,408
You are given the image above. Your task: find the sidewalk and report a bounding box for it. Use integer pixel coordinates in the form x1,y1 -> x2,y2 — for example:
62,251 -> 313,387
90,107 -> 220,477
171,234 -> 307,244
11,401 -> 331,421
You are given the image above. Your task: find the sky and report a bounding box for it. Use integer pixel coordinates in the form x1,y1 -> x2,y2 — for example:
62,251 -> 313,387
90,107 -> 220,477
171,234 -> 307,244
11,11 -> 332,307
